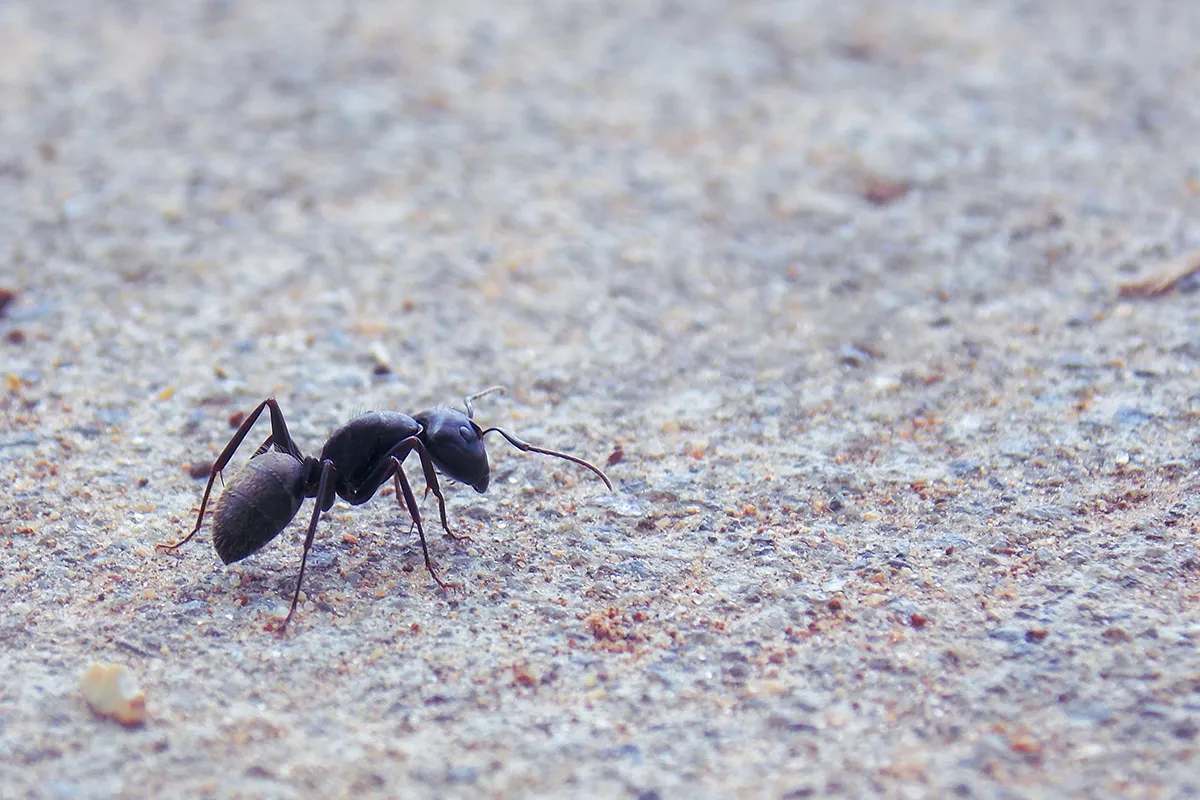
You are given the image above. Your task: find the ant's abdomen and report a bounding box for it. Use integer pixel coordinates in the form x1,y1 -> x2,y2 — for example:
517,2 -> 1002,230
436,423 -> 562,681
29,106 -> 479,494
212,451 -> 307,565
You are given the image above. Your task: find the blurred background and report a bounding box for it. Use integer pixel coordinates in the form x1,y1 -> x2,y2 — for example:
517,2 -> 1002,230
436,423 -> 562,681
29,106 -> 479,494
2,1 -> 1199,796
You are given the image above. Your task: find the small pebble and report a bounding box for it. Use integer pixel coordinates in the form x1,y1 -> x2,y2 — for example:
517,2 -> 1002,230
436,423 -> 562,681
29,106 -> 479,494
79,663 -> 146,727
186,461 -> 213,479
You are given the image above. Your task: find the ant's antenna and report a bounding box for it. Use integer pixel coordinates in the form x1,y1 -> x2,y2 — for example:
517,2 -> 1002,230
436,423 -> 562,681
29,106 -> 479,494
480,426 -> 614,490
464,386 -> 505,419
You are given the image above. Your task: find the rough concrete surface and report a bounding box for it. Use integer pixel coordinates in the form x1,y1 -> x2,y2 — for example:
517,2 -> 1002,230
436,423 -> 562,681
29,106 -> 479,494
2,1 -> 1199,798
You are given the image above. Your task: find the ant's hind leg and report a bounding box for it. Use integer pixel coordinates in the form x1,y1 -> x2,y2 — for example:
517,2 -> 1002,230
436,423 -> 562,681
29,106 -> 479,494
251,434 -> 274,458
157,398 -> 300,554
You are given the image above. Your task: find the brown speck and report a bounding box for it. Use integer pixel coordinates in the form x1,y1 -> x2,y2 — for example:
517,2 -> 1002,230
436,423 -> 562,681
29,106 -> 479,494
5,329 -> 25,344
862,177 -> 911,206
1102,626 -> 1133,643
372,362 -> 392,376
228,410 -> 246,428
1009,734 -> 1043,758
827,598 -> 843,612
838,40 -> 875,62
512,665 -> 538,688
586,612 -> 623,642
909,613 -> 927,629
606,446 -> 625,466
420,90 -> 450,111
1025,628 -> 1049,643
186,461 -> 212,479
0,288 -> 15,317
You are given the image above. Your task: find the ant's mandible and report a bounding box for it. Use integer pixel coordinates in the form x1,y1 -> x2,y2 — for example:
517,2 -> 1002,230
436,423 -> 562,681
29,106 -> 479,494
156,387 -> 613,630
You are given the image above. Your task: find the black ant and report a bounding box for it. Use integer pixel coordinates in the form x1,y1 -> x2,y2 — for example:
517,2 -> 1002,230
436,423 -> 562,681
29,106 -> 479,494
156,387 -> 612,630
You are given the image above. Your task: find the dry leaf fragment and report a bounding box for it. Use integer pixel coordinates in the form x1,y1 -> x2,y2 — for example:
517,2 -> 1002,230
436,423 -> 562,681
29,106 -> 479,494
1118,249 -> 1200,298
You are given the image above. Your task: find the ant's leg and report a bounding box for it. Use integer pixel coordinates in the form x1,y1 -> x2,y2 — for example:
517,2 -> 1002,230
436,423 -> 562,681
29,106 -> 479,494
407,440 -> 467,541
392,474 -> 417,537
216,434 -> 271,490
391,473 -> 408,513
281,459 -> 335,632
389,456 -> 455,591
340,437 -> 458,540
480,426 -> 614,490
251,434 -> 274,458
333,446 -> 455,588
157,398 -> 300,553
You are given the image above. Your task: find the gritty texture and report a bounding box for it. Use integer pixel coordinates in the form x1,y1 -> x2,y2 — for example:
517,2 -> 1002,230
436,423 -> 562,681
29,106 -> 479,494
2,1 -> 1200,798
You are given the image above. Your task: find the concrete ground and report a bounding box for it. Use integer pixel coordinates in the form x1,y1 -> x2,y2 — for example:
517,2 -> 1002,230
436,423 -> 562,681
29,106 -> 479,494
2,1 -> 1199,797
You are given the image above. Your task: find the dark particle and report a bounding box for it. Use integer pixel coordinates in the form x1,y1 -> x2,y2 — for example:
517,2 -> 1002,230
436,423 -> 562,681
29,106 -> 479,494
862,177 -> 911,206
186,461 -> 213,479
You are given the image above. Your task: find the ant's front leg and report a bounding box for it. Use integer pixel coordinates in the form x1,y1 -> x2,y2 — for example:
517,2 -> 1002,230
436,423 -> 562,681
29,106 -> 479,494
409,445 -> 470,543
352,437 -> 469,543
340,446 -> 464,591
422,480 -> 472,542
389,457 -> 462,592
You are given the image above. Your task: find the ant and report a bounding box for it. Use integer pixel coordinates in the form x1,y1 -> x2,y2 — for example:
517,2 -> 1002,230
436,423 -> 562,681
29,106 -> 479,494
156,387 -> 613,630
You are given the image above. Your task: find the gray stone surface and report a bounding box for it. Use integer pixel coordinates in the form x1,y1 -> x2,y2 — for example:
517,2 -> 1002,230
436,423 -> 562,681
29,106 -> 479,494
2,1 -> 1199,797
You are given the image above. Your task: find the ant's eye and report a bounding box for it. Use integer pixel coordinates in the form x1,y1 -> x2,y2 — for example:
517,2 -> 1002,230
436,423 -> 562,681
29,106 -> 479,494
459,425 -> 475,442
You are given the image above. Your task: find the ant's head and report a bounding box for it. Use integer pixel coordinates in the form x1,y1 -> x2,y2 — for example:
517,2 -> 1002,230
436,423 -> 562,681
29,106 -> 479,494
413,407 -> 490,493
415,387 -> 613,497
